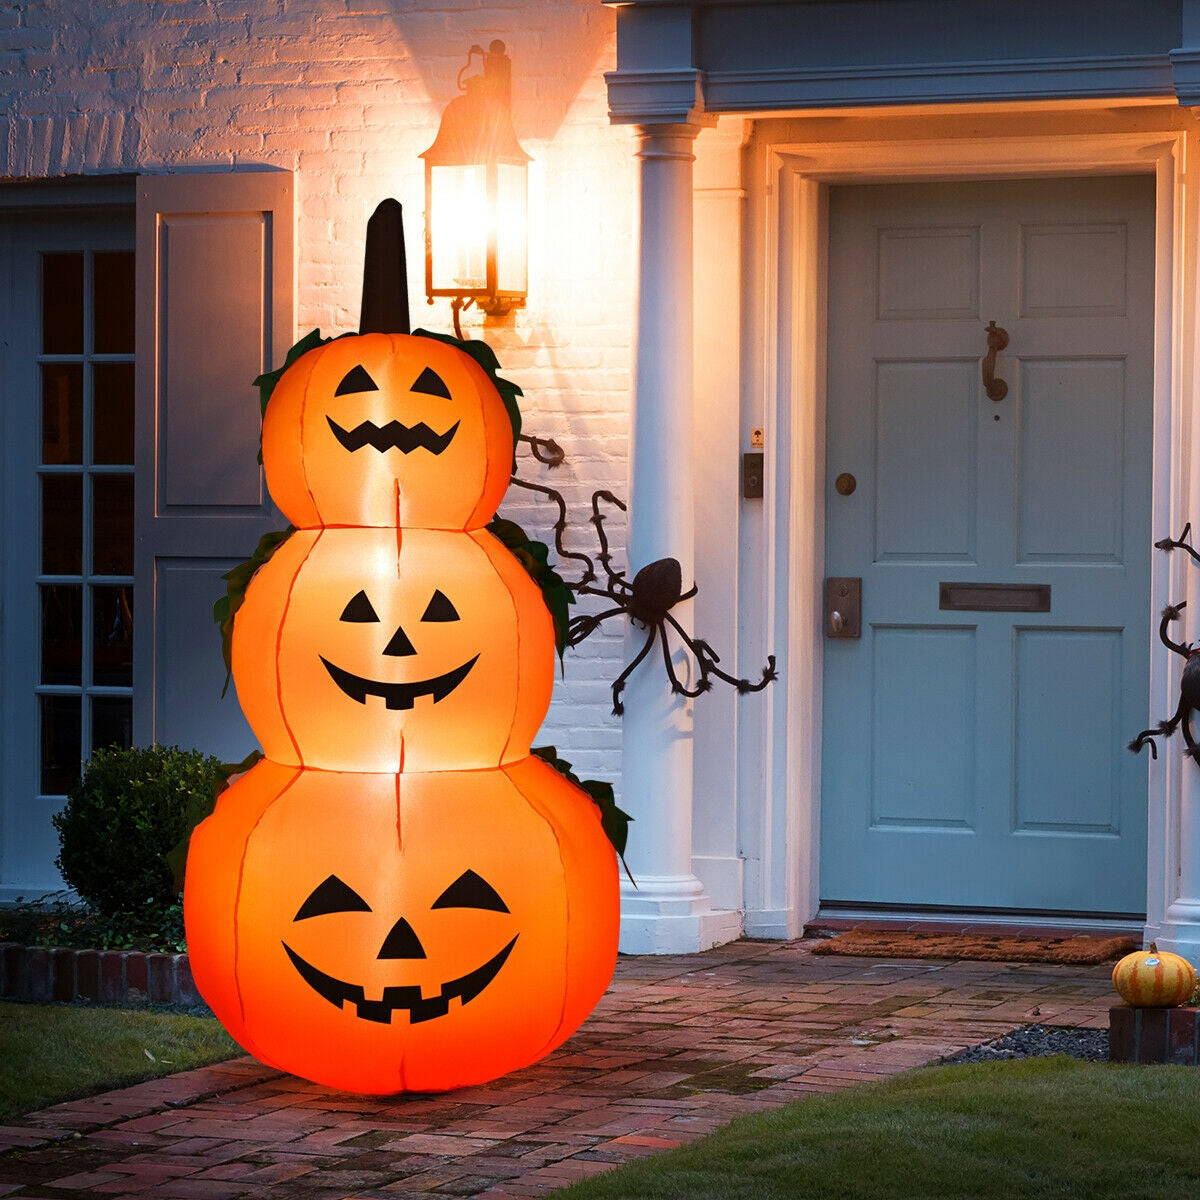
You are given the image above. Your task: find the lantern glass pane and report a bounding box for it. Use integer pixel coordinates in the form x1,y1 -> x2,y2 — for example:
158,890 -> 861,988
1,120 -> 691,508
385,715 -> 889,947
495,163 -> 527,294
430,165 -> 488,291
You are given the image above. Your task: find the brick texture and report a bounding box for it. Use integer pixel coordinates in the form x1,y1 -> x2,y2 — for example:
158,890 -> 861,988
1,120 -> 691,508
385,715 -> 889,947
0,943 -> 199,1006
1108,1005 -> 1200,1064
0,0 -> 636,790
0,940 -> 1122,1197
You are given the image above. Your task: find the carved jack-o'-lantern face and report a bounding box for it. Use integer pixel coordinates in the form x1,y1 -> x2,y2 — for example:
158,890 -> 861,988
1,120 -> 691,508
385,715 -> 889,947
283,868 -> 517,1024
261,333 -> 514,530
231,526 -> 554,771
183,758 -> 620,1094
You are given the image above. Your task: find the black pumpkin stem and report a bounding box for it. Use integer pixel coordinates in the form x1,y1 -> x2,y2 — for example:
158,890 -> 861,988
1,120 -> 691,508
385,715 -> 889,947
360,198 -> 411,336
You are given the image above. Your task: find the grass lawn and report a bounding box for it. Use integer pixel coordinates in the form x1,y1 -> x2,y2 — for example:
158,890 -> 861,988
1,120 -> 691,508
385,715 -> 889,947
0,1001 -> 239,1122
556,1056 -> 1200,1200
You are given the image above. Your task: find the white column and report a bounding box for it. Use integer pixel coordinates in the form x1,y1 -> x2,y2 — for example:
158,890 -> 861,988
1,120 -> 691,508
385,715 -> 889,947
618,123 -> 740,955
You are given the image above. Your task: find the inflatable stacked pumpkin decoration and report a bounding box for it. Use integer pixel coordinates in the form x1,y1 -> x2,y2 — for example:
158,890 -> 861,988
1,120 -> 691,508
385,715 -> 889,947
184,201 -> 619,1094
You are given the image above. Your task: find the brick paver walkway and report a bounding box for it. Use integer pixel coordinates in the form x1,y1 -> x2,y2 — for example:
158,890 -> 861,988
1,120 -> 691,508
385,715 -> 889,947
0,937 -> 1117,1200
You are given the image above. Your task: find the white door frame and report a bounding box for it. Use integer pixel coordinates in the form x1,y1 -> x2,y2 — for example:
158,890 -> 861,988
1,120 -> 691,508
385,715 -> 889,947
746,119 -> 1193,943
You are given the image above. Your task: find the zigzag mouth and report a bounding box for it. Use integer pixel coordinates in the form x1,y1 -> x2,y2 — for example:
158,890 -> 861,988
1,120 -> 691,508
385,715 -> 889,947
327,416 -> 460,455
282,936 -> 519,1024
319,655 -> 479,710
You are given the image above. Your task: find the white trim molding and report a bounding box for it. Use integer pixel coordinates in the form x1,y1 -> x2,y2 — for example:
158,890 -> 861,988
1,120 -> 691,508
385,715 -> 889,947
743,112 -> 1200,957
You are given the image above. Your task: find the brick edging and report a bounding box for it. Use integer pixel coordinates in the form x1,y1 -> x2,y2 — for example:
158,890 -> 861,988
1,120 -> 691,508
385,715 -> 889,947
1109,1004 -> 1200,1064
0,942 -> 199,1007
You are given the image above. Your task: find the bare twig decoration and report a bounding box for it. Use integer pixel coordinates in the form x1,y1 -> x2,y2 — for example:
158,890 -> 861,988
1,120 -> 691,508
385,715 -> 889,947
1130,524 -> 1200,761
508,449 -> 776,716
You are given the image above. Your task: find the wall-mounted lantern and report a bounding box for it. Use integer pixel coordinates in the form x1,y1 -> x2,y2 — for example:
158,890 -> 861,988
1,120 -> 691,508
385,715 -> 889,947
422,40 -> 531,335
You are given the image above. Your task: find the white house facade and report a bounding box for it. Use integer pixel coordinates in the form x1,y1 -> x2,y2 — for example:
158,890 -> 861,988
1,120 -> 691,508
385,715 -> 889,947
3,0 -> 1200,966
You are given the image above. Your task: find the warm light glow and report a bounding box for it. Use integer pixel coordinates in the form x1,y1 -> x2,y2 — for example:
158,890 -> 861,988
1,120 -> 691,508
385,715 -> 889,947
185,756 -> 619,1094
422,41 -> 531,313
495,162 -> 528,294
429,165 -> 488,291
185,305 -> 619,1096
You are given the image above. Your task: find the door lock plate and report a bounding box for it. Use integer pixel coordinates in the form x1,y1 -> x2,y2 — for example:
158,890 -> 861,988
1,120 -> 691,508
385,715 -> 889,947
825,577 -> 861,638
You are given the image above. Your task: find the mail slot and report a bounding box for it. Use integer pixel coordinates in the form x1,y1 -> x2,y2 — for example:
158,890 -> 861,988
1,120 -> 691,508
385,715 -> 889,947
939,582 -> 1051,613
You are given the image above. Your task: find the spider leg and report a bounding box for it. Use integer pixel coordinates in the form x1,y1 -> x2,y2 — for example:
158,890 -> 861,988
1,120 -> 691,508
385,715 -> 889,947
661,613 -> 778,694
1129,695 -> 1190,759
658,622 -> 711,699
610,623 -> 658,716
1158,601 -> 1192,659
567,605 -> 627,646
1155,522 -> 1200,565
1183,707 -> 1200,761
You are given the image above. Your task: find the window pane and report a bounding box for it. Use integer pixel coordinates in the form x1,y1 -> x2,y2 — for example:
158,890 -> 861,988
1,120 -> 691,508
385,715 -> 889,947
93,363 -> 134,465
40,694 -> 81,795
93,252 -> 135,354
92,474 -> 133,575
41,474 -> 82,575
93,585 -> 133,686
42,253 -> 84,355
42,363 -> 83,465
91,696 -> 133,754
41,584 -> 82,686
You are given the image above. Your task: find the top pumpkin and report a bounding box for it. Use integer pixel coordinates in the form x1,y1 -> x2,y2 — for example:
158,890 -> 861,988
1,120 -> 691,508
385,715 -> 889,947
262,332 -> 514,530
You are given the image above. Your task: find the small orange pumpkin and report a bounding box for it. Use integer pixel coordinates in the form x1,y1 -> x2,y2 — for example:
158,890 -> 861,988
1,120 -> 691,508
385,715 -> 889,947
1112,942 -> 1197,1008
261,332 -> 514,531
183,756 -> 619,1094
231,525 -> 554,772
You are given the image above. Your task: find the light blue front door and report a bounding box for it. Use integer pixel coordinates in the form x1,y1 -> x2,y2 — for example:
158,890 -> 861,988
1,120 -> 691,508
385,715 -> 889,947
820,176 -> 1154,917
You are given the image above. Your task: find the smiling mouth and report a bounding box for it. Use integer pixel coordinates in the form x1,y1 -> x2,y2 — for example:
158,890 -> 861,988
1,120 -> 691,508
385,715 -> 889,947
327,416 -> 460,456
319,655 -> 479,709
281,936 -> 518,1024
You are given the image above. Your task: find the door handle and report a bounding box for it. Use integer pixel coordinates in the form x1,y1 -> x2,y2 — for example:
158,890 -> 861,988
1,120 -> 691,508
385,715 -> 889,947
982,320 -> 1009,402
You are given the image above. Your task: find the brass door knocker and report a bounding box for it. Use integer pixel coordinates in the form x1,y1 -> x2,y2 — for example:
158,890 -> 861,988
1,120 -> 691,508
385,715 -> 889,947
982,320 -> 1009,402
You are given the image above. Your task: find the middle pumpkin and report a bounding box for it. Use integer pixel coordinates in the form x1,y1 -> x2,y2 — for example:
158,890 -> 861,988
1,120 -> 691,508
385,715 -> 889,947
232,526 -> 555,772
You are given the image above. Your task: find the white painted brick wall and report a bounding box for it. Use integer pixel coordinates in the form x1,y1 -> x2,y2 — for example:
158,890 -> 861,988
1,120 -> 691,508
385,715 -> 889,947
1,0 -> 636,793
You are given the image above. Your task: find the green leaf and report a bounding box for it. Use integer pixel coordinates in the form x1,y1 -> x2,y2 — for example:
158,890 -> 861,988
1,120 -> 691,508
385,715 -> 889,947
213,528 -> 295,696
532,745 -> 634,885
253,327 -> 330,420
166,750 -> 263,893
487,516 -> 575,663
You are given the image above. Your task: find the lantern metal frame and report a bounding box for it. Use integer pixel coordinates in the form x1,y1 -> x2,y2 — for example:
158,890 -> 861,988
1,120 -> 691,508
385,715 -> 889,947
422,40 -> 531,336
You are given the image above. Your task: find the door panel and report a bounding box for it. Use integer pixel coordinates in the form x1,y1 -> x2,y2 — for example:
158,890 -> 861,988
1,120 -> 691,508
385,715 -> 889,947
820,175 -> 1153,917
134,171 -> 293,760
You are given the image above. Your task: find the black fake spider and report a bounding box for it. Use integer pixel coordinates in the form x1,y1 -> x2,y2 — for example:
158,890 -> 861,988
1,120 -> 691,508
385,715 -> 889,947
1129,523 -> 1200,761
510,456 -> 777,715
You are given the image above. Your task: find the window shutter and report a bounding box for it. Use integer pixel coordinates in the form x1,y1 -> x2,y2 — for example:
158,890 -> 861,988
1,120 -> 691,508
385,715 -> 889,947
134,171 -> 294,759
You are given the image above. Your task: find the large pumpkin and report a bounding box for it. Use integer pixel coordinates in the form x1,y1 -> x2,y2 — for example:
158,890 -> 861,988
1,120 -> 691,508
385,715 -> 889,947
231,525 -> 554,772
1112,942 -> 1197,1008
183,755 -> 619,1094
261,332 -> 514,530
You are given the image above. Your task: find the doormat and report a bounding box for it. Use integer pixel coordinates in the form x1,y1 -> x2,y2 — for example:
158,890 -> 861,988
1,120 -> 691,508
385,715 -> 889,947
810,929 -> 1139,965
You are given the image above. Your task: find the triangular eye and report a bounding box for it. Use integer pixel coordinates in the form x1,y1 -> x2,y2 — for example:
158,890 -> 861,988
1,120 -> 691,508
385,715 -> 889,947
334,364 -> 379,396
420,590 -> 459,622
340,590 -> 379,622
431,869 -> 509,913
295,875 -> 372,921
410,366 -> 451,399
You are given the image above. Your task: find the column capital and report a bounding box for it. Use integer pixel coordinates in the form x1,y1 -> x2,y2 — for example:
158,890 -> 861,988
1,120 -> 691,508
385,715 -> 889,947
634,122 -> 706,162
605,67 -> 718,130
